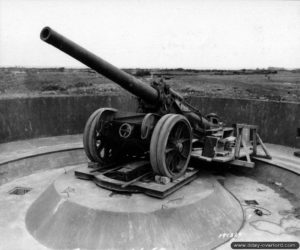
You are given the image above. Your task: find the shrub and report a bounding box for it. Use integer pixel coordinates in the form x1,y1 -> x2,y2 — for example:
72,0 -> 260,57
134,69 -> 151,77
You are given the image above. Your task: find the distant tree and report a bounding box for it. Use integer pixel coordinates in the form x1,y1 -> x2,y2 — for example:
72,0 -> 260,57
134,69 -> 151,77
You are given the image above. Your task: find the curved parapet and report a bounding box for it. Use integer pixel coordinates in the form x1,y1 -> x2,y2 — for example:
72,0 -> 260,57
26,169 -> 244,250
1,96 -> 299,147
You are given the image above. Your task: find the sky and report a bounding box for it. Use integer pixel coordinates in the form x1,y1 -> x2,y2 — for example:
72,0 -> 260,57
0,0 -> 300,69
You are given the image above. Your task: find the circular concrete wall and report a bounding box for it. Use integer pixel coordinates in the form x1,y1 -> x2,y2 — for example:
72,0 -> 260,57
0,95 -> 299,147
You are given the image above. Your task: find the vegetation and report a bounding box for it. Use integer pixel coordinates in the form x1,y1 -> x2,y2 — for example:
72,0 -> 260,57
0,67 -> 299,102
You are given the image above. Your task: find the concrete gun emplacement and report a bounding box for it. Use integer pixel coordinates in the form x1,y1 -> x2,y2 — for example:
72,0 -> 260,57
40,26 -> 270,197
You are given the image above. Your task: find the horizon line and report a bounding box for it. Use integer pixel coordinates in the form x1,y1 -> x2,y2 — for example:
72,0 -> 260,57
0,66 -> 298,71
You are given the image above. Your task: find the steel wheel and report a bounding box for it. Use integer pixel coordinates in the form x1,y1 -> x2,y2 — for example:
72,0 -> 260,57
150,114 -> 192,178
150,114 -> 174,174
83,108 -> 106,161
86,108 -> 117,163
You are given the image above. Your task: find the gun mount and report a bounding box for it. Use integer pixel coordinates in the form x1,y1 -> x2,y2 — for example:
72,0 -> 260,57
40,27 -> 271,198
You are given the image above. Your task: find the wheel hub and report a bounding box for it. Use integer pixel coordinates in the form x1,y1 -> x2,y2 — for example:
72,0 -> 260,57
176,141 -> 183,152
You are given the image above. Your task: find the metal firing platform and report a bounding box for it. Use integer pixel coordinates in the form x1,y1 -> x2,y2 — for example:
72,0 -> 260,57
75,162 -> 200,199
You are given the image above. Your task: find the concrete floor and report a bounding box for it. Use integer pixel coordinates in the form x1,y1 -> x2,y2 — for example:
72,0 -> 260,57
255,143 -> 300,174
0,166 -> 299,250
0,135 -> 299,249
0,166 -> 76,250
219,174 -> 300,249
0,135 -> 83,164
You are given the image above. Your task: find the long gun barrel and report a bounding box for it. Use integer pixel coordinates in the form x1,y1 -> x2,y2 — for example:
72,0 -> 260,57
40,27 -> 158,104
40,26 -> 216,130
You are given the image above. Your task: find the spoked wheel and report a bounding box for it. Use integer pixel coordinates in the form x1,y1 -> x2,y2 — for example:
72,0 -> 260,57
83,108 -> 106,161
150,114 -> 192,179
83,108 -> 117,163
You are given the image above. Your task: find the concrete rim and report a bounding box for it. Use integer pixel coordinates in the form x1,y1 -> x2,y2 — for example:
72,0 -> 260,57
25,168 -> 244,250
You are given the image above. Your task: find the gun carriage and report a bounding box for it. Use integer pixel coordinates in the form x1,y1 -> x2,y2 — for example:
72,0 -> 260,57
40,27 -> 270,198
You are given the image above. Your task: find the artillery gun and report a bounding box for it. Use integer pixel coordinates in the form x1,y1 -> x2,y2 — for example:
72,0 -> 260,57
40,27 -> 270,198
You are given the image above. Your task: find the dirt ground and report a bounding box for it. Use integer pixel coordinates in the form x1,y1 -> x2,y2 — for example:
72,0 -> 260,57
0,67 -> 299,103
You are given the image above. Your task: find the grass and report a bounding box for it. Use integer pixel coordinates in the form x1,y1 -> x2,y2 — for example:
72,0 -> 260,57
0,67 -> 300,102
